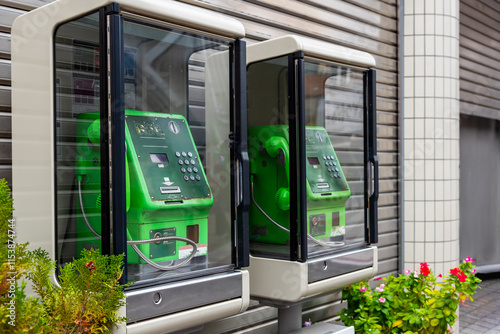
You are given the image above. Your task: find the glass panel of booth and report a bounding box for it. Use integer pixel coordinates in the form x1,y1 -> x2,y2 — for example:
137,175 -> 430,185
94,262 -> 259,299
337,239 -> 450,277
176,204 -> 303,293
55,12 -> 235,285
121,19 -> 234,284
303,59 -> 366,258
247,55 -> 293,259
54,12 -> 102,270
247,55 -> 368,260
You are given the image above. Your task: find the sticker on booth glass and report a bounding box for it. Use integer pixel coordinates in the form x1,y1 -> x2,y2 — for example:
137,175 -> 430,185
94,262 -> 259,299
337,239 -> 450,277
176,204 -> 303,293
179,244 -> 207,259
331,226 -> 345,237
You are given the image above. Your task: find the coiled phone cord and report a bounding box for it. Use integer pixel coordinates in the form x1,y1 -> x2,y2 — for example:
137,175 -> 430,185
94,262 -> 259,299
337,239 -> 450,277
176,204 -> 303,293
250,182 -> 344,248
78,180 -> 198,271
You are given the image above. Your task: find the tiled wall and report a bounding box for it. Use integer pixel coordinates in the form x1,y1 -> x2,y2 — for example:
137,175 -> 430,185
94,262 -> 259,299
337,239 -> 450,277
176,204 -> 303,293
403,0 -> 460,276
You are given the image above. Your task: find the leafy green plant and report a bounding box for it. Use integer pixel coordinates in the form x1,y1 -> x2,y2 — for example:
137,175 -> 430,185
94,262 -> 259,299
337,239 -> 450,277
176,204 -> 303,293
0,178 -> 35,331
338,260 -> 481,334
0,179 -> 130,333
26,248 -> 130,333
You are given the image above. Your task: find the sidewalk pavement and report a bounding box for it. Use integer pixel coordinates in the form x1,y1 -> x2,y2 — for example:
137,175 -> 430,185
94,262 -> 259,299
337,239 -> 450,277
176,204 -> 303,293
459,276 -> 500,333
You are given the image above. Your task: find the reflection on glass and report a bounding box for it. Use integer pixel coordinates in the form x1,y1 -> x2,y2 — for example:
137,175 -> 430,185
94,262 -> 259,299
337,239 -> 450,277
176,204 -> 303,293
304,61 -> 365,258
54,12 -> 101,272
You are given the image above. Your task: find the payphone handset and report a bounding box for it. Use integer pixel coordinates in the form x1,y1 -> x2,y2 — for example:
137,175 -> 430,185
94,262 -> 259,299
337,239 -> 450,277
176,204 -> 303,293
76,110 -> 213,272
248,125 -> 351,246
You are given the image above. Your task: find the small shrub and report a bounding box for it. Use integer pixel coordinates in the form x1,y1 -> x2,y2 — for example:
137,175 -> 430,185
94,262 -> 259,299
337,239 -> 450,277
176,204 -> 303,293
338,260 -> 481,334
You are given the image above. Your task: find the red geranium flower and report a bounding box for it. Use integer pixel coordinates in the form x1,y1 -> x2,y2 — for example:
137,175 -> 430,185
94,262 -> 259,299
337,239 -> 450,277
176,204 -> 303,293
420,263 -> 431,276
457,271 -> 467,282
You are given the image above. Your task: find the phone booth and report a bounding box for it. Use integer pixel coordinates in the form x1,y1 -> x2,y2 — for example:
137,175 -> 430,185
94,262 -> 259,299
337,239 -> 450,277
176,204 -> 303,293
246,35 -> 378,333
11,0 -> 249,332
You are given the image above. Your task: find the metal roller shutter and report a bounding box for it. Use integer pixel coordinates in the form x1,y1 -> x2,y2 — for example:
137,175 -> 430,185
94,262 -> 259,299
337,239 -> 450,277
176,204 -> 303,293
459,0 -> 500,274
459,0 -> 500,120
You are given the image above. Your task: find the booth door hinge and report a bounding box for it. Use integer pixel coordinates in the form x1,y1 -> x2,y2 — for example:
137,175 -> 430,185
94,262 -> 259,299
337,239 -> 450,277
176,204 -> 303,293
104,3 -> 120,15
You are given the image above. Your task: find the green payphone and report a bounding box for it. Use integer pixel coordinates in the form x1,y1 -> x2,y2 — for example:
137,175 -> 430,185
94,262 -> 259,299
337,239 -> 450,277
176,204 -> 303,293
76,110 -> 212,273
249,125 -> 350,245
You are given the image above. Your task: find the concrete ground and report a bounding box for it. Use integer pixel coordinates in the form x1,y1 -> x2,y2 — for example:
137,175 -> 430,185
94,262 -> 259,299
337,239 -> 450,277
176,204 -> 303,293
459,276 -> 500,333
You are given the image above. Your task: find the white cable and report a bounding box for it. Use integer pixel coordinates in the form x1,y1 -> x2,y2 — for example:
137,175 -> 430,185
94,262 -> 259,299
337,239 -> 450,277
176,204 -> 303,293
251,182 -> 344,248
128,237 -> 198,271
78,180 -> 103,240
77,180 -> 198,270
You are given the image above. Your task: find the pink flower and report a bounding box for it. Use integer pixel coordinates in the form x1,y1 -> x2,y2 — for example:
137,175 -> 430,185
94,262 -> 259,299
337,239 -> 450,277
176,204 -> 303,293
379,297 -> 386,303
450,268 -> 460,276
472,269 -> 476,274
360,286 -> 367,292
374,277 -> 382,281
438,274 -> 443,278
376,284 -> 385,292
304,320 -> 312,327
404,270 -> 411,275
463,257 -> 475,263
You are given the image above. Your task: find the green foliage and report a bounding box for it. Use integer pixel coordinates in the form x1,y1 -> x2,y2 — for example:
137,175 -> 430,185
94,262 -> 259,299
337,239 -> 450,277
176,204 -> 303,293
0,179 -> 35,332
0,179 -> 130,333
0,179 -> 14,236
338,261 -> 481,334
24,248 -> 130,333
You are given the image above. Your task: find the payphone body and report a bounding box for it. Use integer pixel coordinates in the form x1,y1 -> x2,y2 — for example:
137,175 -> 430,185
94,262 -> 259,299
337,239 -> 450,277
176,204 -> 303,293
76,110 -> 212,266
245,35 -> 379,304
249,125 -> 350,244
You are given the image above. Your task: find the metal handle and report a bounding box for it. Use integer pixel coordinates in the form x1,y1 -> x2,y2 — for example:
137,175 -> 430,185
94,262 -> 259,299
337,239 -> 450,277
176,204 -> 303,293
369,155 -> 379,244
233,38 -> 249,268
367,68 -> 378,244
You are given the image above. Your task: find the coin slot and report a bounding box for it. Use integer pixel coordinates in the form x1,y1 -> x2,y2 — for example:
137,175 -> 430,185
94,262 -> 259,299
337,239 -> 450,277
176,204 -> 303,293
160,186 -> 181,194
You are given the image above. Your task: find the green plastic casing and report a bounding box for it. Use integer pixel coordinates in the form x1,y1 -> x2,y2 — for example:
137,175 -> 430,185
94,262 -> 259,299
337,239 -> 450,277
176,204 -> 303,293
248,125 -> 351,245
75,110 -> 213,264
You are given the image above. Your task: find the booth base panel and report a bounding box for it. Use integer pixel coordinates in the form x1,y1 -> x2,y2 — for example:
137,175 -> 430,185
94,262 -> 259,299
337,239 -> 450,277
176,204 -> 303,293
117,298 -> 247,334
113,270 -> 249,333
247,246 -> 378,303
